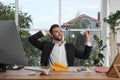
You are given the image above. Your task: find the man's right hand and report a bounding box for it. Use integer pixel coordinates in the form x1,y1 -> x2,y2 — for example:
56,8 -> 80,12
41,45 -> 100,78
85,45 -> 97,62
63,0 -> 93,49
85,30 -> 90,43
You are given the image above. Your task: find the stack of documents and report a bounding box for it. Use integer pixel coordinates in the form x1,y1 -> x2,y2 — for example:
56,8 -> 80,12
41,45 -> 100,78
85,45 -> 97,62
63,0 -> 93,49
24,66 -> 50,75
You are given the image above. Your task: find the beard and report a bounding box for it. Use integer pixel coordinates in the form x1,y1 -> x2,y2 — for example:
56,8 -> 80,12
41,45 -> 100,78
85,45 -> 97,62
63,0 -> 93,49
53,34 -> 62,41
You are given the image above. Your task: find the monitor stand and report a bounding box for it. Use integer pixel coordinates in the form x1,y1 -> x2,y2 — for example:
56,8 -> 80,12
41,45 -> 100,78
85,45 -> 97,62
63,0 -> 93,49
0,63 -> 6,72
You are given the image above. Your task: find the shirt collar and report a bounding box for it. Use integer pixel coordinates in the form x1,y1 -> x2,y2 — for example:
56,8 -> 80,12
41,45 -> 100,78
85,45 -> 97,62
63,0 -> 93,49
53,41 -> 66,46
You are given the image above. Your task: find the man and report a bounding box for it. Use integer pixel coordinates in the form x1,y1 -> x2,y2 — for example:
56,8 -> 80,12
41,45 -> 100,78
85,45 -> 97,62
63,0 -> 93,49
28,24 -> 92,66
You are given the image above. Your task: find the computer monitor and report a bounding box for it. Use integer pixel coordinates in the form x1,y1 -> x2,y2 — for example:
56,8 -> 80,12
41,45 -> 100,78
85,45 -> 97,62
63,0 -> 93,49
0,20 -> 27,71
106,53 -> 120,78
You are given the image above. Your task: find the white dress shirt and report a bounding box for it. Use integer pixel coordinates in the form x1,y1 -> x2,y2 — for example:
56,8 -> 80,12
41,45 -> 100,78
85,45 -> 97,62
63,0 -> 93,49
49,41 -> 68,66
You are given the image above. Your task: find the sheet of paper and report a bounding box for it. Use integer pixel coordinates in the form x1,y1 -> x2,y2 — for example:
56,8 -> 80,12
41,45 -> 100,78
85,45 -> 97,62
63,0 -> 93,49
24,67 -> 50,75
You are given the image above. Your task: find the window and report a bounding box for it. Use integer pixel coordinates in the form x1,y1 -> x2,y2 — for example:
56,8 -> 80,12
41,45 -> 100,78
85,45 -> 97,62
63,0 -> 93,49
0,0 -> 103,66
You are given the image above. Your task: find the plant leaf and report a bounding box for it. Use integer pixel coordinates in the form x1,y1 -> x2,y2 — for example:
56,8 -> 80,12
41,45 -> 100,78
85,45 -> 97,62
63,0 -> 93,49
94,35 -> 99,42
99,40 -> 103,48
98,53 -> 105,59
100,45 -> 107,50
94,58 -> 100,65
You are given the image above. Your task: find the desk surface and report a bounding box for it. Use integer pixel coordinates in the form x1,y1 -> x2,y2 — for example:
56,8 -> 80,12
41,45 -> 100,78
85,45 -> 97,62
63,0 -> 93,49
0,67 -> 118,80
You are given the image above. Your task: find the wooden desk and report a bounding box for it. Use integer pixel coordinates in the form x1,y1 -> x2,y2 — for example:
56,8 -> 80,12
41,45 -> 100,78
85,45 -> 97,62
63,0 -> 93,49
0,67 -> 118,80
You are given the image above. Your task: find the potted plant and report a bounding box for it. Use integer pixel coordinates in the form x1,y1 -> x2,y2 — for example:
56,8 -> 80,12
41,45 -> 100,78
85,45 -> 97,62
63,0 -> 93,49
104,10 -> 120,63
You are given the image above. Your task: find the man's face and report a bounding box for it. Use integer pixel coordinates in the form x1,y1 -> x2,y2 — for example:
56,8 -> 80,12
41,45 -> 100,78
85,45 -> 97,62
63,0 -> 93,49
51,27 -> 62,41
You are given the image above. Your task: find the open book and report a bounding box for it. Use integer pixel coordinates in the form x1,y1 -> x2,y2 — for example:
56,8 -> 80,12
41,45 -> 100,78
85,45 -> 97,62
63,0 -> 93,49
24,67 -> 50,75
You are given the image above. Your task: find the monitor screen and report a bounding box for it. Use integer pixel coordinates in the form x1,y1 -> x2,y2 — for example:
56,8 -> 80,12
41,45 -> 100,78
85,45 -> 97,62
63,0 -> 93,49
0,20 -> 27,69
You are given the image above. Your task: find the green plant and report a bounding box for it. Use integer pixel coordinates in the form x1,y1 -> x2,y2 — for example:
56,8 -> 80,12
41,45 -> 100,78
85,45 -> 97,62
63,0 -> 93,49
84,35 -> 107,67
93,35 -> 107,66
104,10 -> 120,33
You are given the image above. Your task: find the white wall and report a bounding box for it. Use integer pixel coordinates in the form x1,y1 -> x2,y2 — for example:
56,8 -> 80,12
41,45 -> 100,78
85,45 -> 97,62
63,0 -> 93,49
110,0 -> 120,13
117,30 -> 120,43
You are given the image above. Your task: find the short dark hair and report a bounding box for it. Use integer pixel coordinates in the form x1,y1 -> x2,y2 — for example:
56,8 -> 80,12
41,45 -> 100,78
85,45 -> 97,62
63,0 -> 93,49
49,24 -> 59,34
